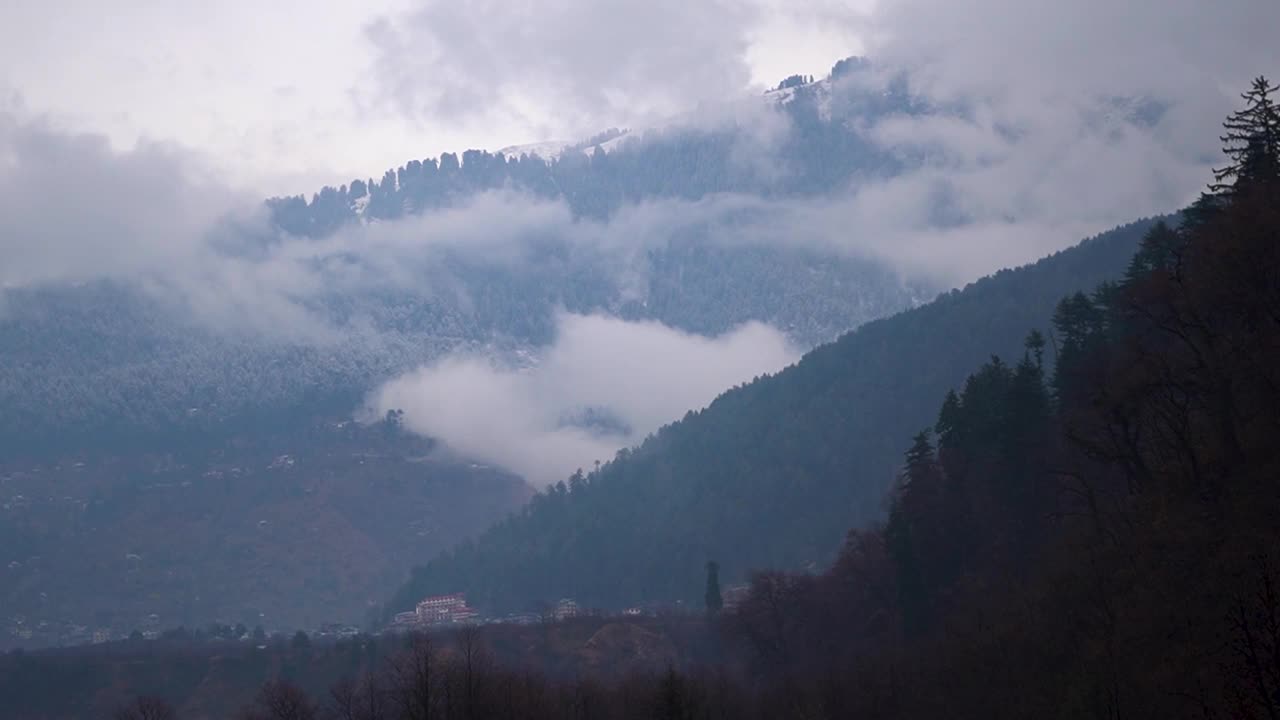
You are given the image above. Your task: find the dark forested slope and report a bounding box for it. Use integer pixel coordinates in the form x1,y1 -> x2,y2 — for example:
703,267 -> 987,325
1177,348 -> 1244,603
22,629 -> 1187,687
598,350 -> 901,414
388,216 -> 1159,615
719,83 -> 1280,717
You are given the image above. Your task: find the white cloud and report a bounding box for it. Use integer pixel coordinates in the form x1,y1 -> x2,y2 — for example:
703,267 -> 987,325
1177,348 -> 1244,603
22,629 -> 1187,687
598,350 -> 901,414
361,0 -> 759,138
856,0 -> 1279,204
0,112 -> 250,287
865,0 -> 1277,105
0,0 -> 863,194
0,111 -> 349,340
359,0 -> 875,140
367,312 -> 798,485
780,0 -> 1280,283
0,105 -> 1211,338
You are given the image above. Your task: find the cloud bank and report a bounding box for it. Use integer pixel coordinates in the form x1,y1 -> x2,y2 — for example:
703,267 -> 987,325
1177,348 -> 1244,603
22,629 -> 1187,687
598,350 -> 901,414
0,93 -> 1249,336
367,312 -> 799,486
865,0 -> 1276,105
0,113 -> 248,288
362,0 -> 757,138
347,0 -> 1280,289
819,0 -> 1279,281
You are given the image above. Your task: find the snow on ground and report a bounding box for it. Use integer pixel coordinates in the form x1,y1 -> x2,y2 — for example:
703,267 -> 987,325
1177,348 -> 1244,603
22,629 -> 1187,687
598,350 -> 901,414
498,140 -> 573,160
596,133 -> 633,154
762,77 -> 833,122
494,73 -> 837,167
499,129 -> 636,162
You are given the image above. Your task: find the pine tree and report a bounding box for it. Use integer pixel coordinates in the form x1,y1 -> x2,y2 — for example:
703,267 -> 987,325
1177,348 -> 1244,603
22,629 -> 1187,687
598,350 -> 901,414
885,431 -> 943,635
902,431 -> 937,487
1052,292 -> 1106,402
1210,76 -> 1280,197
1123,220 -> 1183,285
935,391 -> 962,447
704,561 -> 723,615
1024,330 -> 1046,372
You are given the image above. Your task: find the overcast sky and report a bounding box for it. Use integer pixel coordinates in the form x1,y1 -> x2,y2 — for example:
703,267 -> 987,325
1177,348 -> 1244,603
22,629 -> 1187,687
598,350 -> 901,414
4,1 -> 1274,198
0,0 -> 863,196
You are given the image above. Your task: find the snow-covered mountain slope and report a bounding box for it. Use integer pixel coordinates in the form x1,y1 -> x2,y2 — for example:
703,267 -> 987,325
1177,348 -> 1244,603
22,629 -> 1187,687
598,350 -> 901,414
498,139 -> 573,160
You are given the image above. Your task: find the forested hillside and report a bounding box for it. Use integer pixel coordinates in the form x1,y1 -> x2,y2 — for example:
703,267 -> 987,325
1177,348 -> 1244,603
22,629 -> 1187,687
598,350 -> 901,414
265,57 -> 914,233
386,215 -> 1159,615
0,58 -> 938,459
718,79 -> 1280,717
0,53 -> 1190,659
0,60 -> 941,649
0,55 -> 1168,458
0,418 -> 531,650
0,244 -> 915,458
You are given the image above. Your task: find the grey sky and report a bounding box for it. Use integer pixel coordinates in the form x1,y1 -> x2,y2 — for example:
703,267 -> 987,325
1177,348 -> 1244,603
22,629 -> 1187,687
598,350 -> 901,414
4,0 -> 1272,197
0,0 -> 861,196
2,0 -> 1275,295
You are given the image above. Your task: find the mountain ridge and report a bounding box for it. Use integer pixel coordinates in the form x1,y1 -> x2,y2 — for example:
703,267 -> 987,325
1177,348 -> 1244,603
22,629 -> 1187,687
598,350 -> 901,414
386,214 -> 1161,616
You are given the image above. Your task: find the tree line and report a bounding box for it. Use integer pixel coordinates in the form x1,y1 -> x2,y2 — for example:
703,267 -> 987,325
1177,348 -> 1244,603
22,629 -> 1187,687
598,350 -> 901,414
266,57 -> 906,236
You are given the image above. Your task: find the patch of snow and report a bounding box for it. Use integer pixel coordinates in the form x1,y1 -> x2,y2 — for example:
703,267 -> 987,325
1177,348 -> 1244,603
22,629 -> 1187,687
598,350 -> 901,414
500,129 -> 634,162
268,454 -> 295,470
762,77 -> 833,122
814,79 -> 833,123
352,194 -> 370,218
498,140 -> 572,160
595,132 -> 633,155
763,86 -> 798,105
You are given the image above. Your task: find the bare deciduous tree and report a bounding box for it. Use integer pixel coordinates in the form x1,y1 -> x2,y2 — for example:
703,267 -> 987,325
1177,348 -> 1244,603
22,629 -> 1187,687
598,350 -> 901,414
113,696 -> 177,720
238,679 -> 317,720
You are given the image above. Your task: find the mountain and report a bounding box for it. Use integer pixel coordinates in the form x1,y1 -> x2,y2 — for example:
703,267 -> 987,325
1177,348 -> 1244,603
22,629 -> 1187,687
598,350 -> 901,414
0,242 -> 923,460
385,216 -> 1159,616
0,55 -> 1170,648
265,66 -> 914,233
12,82 -> 1274,719
0,59 -> 934,460
1,56 -> 1166,458
0,59 -> 938,648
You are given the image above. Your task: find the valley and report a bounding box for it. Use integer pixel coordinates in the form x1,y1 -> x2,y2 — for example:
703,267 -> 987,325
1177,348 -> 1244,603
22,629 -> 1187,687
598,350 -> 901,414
0,418 -> 530,650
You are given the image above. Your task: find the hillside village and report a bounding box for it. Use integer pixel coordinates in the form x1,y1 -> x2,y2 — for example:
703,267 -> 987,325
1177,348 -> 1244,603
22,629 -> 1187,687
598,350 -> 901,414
385,584 -> 752,634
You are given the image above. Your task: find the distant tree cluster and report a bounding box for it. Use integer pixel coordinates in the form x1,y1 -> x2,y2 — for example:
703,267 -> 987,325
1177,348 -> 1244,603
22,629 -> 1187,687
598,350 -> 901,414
266,55 -> 909,237
774,74 -> 814,91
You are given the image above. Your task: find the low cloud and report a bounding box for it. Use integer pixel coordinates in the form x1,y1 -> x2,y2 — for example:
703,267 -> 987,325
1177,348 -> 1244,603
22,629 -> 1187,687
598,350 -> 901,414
0,105 -> 1224,339
367,312 -> 799,486
361,0 -> 760,138
0,112 -> 250,288
0,81 -> 1242,335
0,111 -> 348,341
852,0 -> 1279,242
865,0 -> 1277,107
